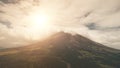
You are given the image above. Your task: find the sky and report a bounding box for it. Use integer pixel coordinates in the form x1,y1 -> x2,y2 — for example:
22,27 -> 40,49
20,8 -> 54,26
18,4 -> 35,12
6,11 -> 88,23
0,0 -> 120,49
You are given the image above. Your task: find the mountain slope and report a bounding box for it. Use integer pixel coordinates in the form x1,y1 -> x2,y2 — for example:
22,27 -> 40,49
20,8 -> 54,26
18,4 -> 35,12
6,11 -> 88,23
0,32 -> 120,68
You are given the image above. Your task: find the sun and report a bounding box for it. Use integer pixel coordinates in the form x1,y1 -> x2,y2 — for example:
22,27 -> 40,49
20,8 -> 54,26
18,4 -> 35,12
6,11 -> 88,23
23,11 -> 53,40
32,14 -> 49,25
28,13 -> 50,28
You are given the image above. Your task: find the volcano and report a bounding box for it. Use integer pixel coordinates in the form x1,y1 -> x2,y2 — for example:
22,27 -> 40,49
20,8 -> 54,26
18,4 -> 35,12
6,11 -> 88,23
0,32 -> 120,68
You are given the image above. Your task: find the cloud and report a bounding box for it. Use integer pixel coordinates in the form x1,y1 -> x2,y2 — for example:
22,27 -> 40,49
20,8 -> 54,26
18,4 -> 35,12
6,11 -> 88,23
0,20 -> 12,28
85,22 -> 120,30
0,0 -> 120,49
85,23 -> 97,30
0,0 -> 19,4
0,36 -> 5,40
49,0 -> 120,49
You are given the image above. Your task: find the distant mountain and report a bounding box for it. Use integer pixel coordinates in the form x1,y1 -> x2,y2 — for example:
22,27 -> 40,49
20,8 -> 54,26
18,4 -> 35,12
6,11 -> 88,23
0,32 -> 120,68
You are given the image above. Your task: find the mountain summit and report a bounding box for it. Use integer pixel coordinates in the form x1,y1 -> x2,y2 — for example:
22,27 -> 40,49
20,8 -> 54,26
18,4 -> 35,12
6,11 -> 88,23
0,32 -> 120,68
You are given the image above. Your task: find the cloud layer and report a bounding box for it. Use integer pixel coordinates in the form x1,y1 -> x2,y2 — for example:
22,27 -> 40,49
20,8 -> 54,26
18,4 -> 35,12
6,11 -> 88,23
0,0 -> 120,49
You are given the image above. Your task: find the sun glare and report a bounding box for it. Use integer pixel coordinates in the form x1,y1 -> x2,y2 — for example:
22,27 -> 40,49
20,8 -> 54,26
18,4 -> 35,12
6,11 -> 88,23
23,11 -> 53,40
29,13 -> 50,28
32,14 -> 49,26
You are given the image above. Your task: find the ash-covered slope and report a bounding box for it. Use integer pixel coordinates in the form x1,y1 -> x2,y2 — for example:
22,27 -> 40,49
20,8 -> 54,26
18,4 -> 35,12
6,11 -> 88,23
0,32 -> 120,68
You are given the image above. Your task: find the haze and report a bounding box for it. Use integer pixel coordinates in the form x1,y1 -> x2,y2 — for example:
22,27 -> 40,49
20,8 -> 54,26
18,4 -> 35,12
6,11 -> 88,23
0,0 -> 120,49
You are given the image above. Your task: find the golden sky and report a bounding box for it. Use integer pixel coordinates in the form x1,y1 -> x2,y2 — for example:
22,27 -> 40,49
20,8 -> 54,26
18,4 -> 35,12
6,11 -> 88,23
0,0 -> 120,49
